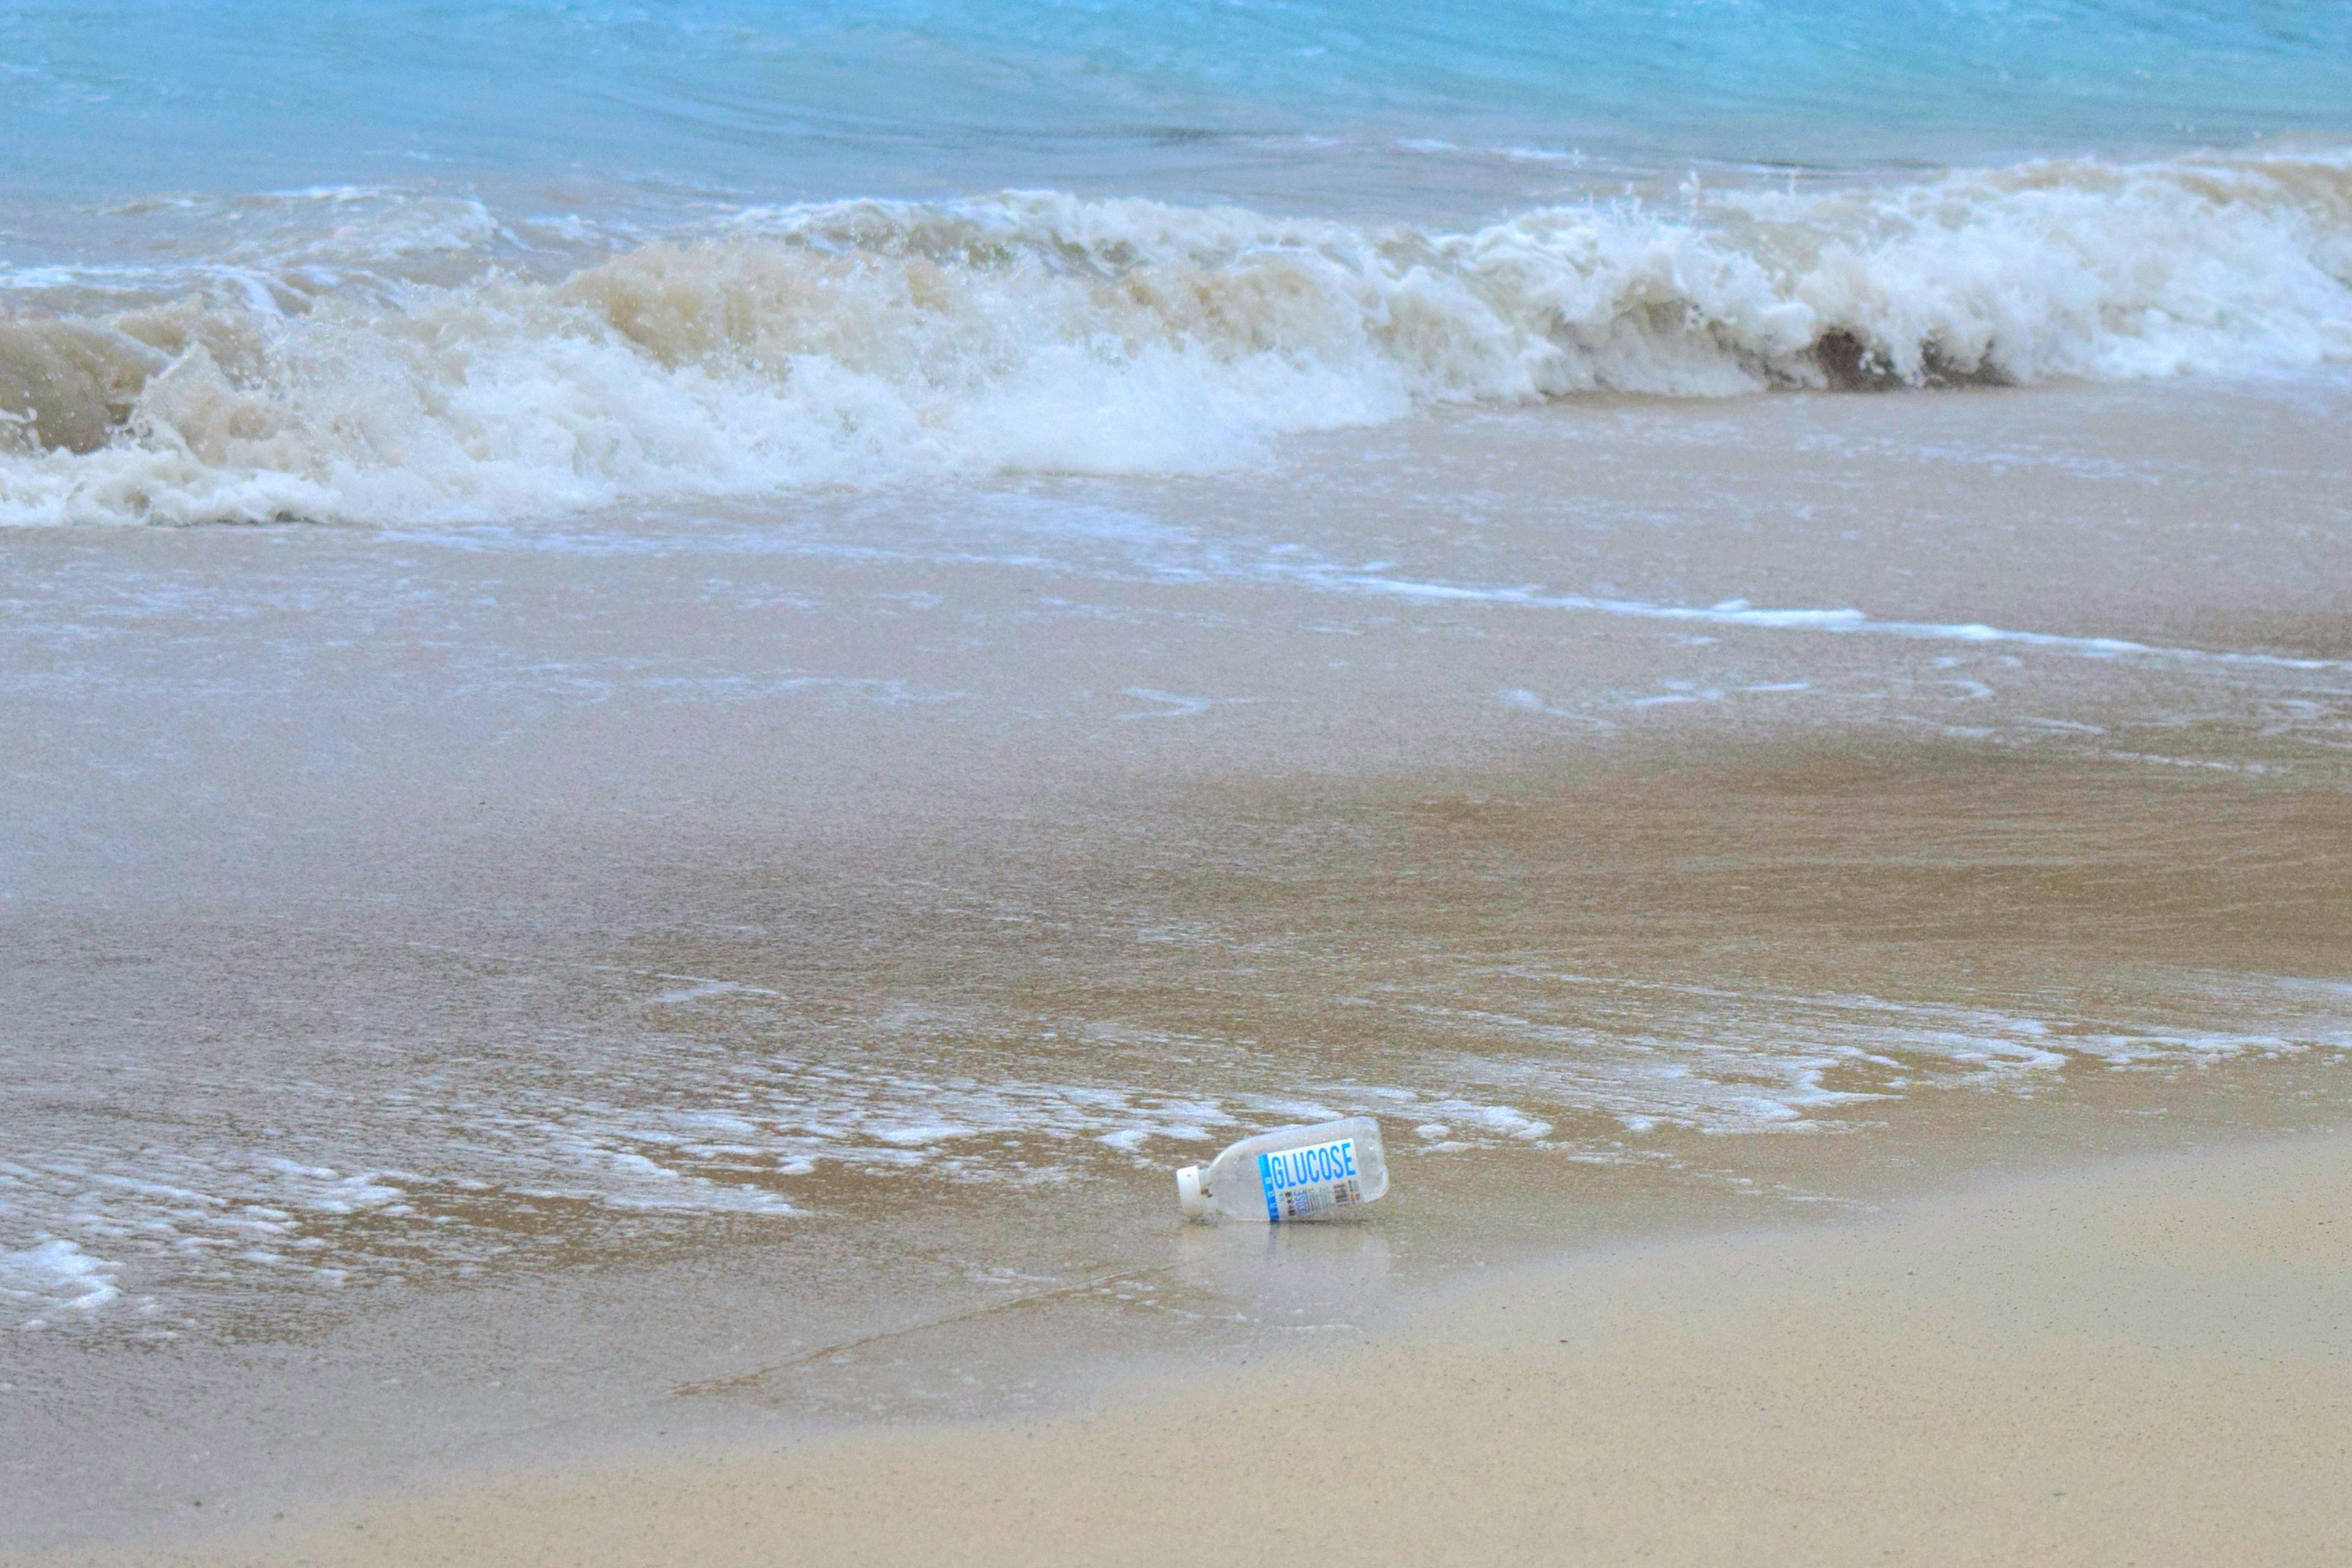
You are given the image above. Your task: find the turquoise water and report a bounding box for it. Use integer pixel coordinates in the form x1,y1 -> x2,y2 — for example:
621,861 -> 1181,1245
10,1 -> 2351,203
3,2 -> 2351,524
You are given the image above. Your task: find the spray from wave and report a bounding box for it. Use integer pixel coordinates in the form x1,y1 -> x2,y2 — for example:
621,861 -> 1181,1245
3,150 -> 2349,526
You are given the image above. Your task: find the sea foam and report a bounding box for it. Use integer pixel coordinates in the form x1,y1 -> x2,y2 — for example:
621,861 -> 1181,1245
0,1237 -> 121,1321
3,149 -> 2349,527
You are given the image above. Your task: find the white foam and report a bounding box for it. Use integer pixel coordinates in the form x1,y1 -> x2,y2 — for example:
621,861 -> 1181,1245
4,149 -> 2348,526
9,962 -> 2342,1328
1,1238 -> 121,1320
1299,570 -> 2350,672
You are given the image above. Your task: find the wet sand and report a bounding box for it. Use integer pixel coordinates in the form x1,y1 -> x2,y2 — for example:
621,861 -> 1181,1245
5,379 -> 2349,1548
18,1131 -> 2349,1567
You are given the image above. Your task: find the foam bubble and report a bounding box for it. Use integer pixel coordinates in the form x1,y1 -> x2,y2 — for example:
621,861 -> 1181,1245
6,966 -> 2342,1328
1301,568 -> 2352,673
2,150 -> 2347,527
1,1238 -> 121,1321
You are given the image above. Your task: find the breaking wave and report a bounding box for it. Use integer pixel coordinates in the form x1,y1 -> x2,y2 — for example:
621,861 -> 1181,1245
4,149 -> 2350,526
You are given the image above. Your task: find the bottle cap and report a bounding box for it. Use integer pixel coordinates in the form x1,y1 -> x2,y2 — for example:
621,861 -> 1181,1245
1175,1166 -> 1210,1219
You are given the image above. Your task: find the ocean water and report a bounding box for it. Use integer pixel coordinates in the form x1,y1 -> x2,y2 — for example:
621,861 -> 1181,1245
10,1 -> 2351,195
7,377 -> 2351,1346
4,2 -> 2351,1481
3,1 -> 2351,526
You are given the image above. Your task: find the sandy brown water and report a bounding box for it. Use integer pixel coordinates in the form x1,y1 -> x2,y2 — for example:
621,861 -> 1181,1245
4,377 -> 2348,1547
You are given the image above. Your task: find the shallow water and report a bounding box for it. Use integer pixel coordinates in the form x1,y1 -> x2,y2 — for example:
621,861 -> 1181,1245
6,2 -> 2351,1548
7,381 -> 2348,1411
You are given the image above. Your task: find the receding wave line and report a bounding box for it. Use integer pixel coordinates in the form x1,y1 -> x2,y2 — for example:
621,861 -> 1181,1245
1289,566 -> 2350,672
4,149 -> 2350,526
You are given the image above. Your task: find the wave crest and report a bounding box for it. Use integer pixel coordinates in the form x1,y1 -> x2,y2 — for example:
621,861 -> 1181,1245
4,151 -> 2349,526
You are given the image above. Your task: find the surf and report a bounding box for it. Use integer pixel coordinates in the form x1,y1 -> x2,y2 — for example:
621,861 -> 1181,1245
4,149 -> 2350,527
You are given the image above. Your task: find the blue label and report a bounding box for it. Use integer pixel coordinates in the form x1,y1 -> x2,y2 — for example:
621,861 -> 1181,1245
1257,1137 -> 1360,1222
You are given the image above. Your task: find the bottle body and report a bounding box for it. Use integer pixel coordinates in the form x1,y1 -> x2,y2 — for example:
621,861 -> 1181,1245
1177,1117 -> 1388,1222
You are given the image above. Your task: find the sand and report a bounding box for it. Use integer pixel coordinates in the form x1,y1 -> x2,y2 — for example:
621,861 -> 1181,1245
23,1131 -> 2345,1567
7,379 -> 2348,1551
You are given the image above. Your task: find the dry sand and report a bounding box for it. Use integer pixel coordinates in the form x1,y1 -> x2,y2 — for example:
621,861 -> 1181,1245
30,1131 -> 2346,1568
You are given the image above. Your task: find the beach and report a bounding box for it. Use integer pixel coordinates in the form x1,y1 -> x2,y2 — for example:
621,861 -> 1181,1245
15,1133 -> 2351,1566
5,1 -> 2351,1556
8,377 -> 2349,1550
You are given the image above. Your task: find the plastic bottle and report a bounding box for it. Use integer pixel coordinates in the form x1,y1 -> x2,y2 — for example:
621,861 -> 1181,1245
1176,1116 -> 1389,1221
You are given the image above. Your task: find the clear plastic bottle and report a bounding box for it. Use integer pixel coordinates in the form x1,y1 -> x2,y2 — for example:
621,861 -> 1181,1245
1176,1116 -> 1389,1221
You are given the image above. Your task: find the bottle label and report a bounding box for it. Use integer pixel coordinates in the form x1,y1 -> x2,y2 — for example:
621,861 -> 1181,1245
1256,1137 -> 1362,1221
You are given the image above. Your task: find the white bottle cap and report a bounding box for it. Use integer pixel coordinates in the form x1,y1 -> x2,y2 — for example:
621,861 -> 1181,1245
1175,1166 -> 1210,1219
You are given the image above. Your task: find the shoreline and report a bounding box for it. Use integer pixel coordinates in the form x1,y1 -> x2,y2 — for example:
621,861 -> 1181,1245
21,1129 -> 2347,1566
9,7 -> 2352,1561
7,380 -> 2347,1551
